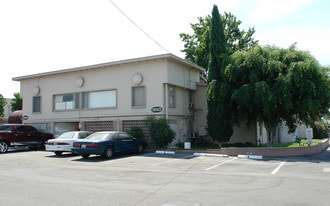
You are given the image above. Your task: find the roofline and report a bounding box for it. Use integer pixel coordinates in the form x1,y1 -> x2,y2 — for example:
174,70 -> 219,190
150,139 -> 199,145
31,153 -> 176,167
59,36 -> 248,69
12,53 -> 205,81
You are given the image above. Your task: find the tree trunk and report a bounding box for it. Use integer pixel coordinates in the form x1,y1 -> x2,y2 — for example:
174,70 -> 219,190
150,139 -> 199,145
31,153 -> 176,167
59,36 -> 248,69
267,130 -> 272,147
265,126 -> 274,147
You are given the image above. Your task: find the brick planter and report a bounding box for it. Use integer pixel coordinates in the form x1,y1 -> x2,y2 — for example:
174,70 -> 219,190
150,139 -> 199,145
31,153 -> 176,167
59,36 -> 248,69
172,139 -> 329,157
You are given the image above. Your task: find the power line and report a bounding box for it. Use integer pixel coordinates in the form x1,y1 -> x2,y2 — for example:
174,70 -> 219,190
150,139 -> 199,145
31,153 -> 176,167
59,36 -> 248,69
107,0 -> 170,53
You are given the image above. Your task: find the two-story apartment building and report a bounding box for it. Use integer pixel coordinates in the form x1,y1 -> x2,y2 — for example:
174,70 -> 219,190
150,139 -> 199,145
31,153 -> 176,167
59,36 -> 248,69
12,54 -> 212,146
12,53 -> 321,147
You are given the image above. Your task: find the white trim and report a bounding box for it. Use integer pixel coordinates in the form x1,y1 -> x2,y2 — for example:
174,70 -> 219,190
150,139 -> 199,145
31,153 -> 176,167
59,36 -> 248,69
12,53 -> 205,81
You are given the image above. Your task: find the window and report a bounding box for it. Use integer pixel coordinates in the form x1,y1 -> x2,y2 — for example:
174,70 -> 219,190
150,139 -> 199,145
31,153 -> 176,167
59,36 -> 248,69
33,96 -> 41,113
16,125 -> 38,134
132,86 -> 145,107
83,90 -> 116,109
0,125 -> 12,131
54,93 -> 79,111
168,86 -> 176,107
119,133 -> 132,141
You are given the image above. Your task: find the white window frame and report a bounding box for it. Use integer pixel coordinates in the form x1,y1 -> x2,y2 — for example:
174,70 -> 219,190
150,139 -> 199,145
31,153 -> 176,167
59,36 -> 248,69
83,90 -> 117,109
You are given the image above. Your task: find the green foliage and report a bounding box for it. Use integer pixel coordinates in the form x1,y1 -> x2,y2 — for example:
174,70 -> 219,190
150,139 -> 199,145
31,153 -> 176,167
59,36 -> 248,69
207,80 -> 233,144
312,120 -> 328,139
179,11 -> 258,71
260,139 -> 324,148
208,5 -> 227,82
206,5 -> 233,144
226,44 -> 330,146
11,92 -> 22,112
144,116 -> 175,148
0,94 -> 7,117
126,126 -> 144,139
181,4 -> 257,145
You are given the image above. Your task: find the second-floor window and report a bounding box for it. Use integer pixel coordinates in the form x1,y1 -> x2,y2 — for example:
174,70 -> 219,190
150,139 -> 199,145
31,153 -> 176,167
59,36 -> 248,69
83,90 -> 117,109
33,96 -> 41,113
168,86 -> 176,107
54,93 -> 79,111
132,86 -> 145,107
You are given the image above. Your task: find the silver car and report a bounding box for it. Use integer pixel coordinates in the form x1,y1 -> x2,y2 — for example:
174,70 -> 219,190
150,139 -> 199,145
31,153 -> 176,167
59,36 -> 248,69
45,131 -> 93,156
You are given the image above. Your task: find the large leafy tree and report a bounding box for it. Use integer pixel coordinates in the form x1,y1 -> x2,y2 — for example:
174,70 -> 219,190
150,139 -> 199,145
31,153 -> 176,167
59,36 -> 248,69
206,5 -> 233,145
0,94 -> 7,117
11,92 -> 22,112
180,6 -> 257,145
226,44 -> 330,146
180,12 -> 258,71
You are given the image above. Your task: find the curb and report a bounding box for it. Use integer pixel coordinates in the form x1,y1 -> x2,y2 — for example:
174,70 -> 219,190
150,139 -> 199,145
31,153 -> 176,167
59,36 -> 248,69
154,150 -> 262,159
193,152 -> 229,158
238,154 -> 263,159
155,150 -> 175,155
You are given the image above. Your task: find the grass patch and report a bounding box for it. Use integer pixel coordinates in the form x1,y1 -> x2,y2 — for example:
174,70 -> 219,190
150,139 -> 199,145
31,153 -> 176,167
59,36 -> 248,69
260,139 -> 324,148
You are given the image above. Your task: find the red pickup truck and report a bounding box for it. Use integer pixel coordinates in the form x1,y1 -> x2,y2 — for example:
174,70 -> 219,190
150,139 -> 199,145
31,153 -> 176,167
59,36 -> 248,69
0,124 -> 54,153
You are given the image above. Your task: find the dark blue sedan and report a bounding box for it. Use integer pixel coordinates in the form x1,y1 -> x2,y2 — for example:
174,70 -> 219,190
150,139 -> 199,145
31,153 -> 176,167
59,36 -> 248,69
71,131 -> 148,159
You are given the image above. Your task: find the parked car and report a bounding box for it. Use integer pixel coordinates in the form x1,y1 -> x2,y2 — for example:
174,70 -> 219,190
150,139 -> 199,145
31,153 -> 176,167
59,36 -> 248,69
0,124 -> 54,153
71,131 -> 148,159
45,131 -> 93,156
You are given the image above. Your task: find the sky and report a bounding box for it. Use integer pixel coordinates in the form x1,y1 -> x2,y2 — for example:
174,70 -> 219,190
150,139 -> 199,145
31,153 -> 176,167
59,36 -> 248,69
1,0 -> 329,98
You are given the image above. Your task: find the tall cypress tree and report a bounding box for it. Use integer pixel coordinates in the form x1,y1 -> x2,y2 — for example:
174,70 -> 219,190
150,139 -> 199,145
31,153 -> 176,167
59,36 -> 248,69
207,5 -> 226,83
206,5 -> 233,145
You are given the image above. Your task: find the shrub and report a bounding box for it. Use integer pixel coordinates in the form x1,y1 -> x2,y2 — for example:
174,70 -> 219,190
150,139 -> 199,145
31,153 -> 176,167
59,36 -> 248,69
191,137 -> 218,149
126,126 -> 144,139
312,120 -> 328,139
144,116 -> 175,148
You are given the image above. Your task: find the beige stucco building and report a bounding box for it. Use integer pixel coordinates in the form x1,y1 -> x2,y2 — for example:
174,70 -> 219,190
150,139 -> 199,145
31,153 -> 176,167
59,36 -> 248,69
11,53 -> 320,147
12,54 -> 212,146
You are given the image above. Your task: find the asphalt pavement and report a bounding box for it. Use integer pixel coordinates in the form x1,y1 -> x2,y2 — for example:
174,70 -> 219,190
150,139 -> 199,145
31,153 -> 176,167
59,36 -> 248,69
0,146 -> 329,206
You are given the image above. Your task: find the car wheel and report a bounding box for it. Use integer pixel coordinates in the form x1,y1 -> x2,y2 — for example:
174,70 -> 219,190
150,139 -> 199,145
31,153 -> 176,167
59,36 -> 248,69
103,147 -> 113,159
137,144 -> 144,153
55,151 -> 63,156
0,141 -> 9,153
82,154 -> 90,159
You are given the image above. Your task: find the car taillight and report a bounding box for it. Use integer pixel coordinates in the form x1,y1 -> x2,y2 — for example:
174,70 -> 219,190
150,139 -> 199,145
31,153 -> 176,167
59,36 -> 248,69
47,142 -> 54,145
73,143 -> 81,147
86,143 -> 98,148
57,142 -> 69,145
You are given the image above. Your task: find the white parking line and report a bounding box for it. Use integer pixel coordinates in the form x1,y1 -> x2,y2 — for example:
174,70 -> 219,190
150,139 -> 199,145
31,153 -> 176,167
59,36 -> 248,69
323,168 -> 330,172
150,159 -> 179,167
205,158 -> 237,171
149,154 -> 194,167
271,161 -> 286,175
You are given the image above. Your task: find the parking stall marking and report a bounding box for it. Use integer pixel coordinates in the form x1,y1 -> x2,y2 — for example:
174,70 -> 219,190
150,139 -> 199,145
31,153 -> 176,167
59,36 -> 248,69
149,154 -> 195,167
205,157 -> 237,171
323,168 -> 330,172
270,161 -> 286,175
150,159 -> 180,167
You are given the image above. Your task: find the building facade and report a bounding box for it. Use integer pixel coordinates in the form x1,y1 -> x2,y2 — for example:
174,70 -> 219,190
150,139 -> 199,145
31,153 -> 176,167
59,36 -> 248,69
13,54 -> 210,146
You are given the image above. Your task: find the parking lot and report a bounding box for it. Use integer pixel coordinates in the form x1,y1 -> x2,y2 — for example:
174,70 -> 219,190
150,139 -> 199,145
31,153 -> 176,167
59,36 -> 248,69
1,147 -> 330,206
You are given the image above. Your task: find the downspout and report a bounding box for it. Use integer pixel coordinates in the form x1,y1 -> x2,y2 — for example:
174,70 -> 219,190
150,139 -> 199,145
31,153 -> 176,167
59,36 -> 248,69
165,83 -> 168,120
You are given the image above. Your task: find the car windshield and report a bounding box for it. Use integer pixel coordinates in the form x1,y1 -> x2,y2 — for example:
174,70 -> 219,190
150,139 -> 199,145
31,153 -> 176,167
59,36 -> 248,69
85,133 -> 112,141
57,132 -> 75,139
